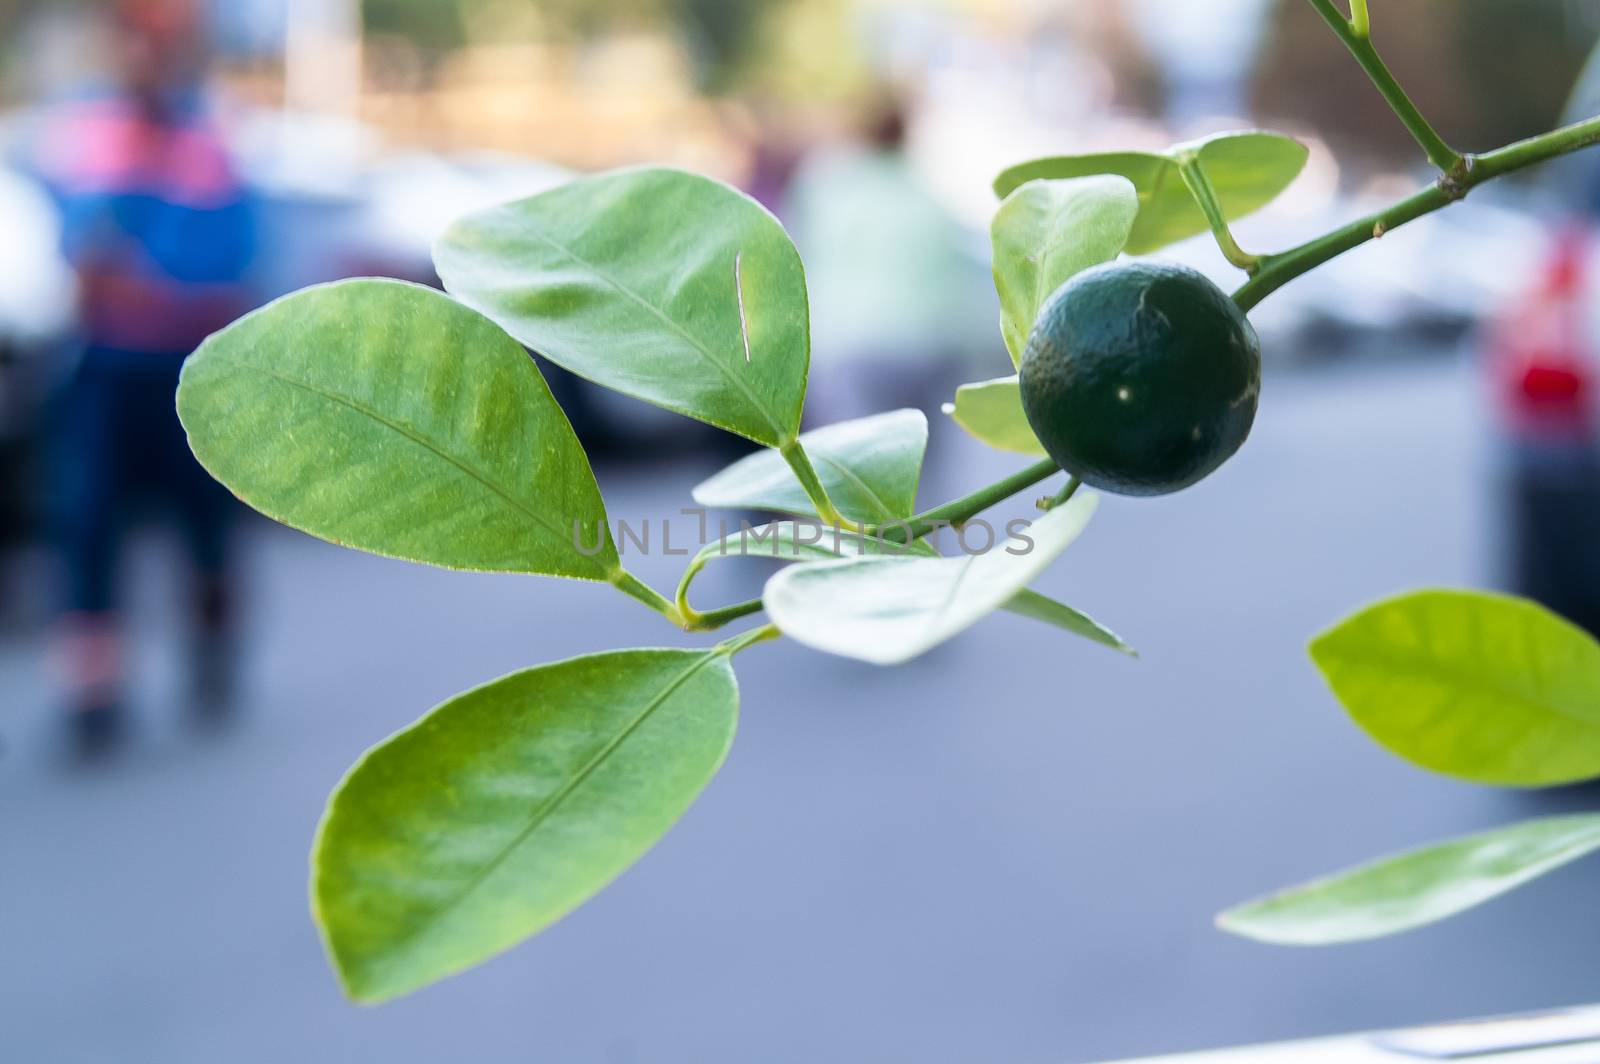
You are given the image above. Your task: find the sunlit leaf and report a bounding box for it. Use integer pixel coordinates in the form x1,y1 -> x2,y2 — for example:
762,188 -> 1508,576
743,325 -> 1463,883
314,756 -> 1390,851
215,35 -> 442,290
314,648 -> 739,1003
991,175 -> 1138,365
763,493 -> 1101,664
178,279 -> 615,578
436,166 -> 810,447
1218,814 -> 1600,945
692,409 -> 927,523
1312,590 -> 1600,786
993,131 -> 1308,255
943,376 -> 1045,456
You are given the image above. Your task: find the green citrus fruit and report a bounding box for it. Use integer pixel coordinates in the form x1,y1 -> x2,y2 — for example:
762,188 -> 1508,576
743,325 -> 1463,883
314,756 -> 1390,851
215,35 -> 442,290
1019,261 -> 1260,497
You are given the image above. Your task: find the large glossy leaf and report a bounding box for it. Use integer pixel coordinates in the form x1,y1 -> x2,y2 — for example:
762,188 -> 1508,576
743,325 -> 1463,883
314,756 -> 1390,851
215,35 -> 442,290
1312,590 -> 1600,786
1218,814 -> 1600,946
690,521 -> 1131,655
691,409 -> 926,523
943,376 -> 1046,457
314,648 -> 739,1003
991,175 -> 1138,365
763,493 -> 1101,664
178,279 -> 615,579
436,166 -> 809,447
993,131 -> 1308,255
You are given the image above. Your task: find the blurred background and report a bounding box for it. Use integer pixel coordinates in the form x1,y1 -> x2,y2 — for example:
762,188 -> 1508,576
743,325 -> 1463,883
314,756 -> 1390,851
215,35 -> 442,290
7,1 -> 1600,1061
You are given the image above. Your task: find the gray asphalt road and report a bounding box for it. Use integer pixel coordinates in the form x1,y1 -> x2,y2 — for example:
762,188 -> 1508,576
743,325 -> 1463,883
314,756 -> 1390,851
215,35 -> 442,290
3,359 -> 1594,1064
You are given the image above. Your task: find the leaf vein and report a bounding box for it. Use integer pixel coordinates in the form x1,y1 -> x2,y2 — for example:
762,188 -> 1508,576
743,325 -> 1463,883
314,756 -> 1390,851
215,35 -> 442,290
500,213 -> 784,440
204,355 -> 582,556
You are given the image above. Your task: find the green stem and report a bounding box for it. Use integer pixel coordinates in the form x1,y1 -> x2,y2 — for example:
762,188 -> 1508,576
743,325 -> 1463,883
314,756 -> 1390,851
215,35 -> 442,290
1234,113 -> 1600,312
879,457 -> 1061,543
780,439 -> 855,530
716,623 -> 781,657
1176,154 -> 1261,273
693,598 -> 766,630
678,458 -> 1061,618
1305,0 -> 1460,172
1042,476 -> 1083,510
609,568 -> 685,625
1348,0 -> 1369,38
673,540 -> 768,632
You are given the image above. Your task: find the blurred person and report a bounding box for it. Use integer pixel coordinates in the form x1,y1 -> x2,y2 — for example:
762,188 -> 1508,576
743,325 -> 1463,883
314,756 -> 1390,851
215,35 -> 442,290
783,92 -> 991,425
26,0 -> 256,755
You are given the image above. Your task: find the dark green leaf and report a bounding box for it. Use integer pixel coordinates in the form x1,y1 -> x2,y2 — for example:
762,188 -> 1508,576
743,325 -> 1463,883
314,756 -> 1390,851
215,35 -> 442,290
436,166 -> 810,447
991,175 -> 1138,365
691,409 -> 927,523
314,648 -> 739,1003
1312,590 -> 1600,786
178,279 -> 615,578
1218,814 -> 1600,945
993,131 -> 1308,255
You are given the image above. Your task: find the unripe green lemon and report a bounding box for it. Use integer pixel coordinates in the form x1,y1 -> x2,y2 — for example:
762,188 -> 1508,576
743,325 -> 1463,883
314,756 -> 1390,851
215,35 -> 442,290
1019,261 -> 1260,497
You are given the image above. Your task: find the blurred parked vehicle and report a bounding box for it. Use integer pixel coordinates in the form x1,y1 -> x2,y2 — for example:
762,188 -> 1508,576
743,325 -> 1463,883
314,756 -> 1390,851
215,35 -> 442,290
1485,226 -> 1600,635
0,163 -> 73,555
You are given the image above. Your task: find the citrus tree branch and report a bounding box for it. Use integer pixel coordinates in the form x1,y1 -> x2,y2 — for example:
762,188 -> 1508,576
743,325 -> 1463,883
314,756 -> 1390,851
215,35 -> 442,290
1305,0 -> 1461,172
677,458 -> 1065,627
879,457 -> 1061,543
1234,113 -> 1600,312
685,597 -> 766,632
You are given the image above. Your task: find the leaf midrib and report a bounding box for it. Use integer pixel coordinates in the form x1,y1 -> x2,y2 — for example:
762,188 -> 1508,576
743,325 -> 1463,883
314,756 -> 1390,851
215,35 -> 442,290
813,453 -> 898,522
1325,644 -> 1600,733
375,652 -> 720,970
499,211 -> 786,442
205,354 -> 603,570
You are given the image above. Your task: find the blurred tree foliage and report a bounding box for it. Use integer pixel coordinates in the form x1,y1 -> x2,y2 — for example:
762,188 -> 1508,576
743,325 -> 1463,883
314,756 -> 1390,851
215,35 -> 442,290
1252,0 -> 1600,172
362,0 -> 776,90
362,0 -> 469,50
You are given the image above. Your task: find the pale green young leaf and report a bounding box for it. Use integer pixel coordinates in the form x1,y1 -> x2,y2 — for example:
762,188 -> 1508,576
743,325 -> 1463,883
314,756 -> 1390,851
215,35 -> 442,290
1006,589 -> 1135,657
435,166 -> 809,447
691,521 -> 1131,655
1218,814 -> 1600,946
691,409 -> 927,523
314,648 -> 739,1003
177,279 -> 616,579
691,521 -> 939,568
1312,589 -> 1600,786
943,376 -> 1045,456
991,175 -> 1138,365
763,493 -> 1101,664
993,131 -> 1308,255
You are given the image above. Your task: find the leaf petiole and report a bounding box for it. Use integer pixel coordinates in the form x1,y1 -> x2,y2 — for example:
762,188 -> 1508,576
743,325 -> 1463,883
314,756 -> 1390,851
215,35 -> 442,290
609,568 -> 687,626
716,623 -> 781,657
1348,0 -> 1369,38
779,438 -> 858,531
1175,153 -> 1261,274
